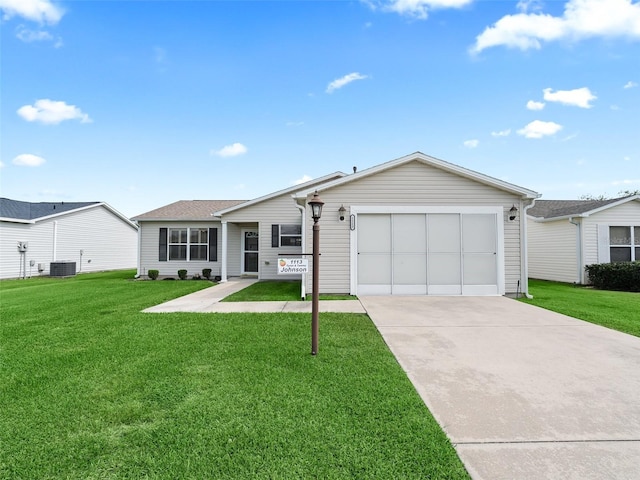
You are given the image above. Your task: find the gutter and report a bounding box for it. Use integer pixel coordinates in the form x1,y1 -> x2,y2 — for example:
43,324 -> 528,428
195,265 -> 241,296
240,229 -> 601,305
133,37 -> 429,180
135,222 -> 142,278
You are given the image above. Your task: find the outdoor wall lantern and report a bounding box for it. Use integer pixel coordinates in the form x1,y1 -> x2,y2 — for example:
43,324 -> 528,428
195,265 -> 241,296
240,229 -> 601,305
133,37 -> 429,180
509,205 -> 518,221
338,205 -> 346,222
308,191 -> 324,356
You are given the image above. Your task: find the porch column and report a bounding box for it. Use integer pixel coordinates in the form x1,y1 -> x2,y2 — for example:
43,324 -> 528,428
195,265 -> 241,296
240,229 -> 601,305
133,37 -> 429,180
221,221 -> 228,282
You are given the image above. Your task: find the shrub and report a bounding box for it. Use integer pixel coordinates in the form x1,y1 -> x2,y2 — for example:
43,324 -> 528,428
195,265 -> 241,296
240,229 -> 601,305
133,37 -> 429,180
202,268 -> 212,280
178,269 -> 188,280
148,269 -> 159,280
585,262 -> 640,292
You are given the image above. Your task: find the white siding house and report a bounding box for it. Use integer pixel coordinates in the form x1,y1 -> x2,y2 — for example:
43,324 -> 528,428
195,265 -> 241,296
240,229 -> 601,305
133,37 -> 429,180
0,198 -> 138,280
134,152 -> 539,297
527,196 -> 640,284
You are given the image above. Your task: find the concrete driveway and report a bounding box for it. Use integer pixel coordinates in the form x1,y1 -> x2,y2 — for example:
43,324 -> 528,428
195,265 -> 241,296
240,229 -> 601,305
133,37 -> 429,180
359,296 -> 640,480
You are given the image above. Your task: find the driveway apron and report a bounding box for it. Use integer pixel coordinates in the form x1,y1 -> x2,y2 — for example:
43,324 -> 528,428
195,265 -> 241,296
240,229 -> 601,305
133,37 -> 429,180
359,295 -> 640,480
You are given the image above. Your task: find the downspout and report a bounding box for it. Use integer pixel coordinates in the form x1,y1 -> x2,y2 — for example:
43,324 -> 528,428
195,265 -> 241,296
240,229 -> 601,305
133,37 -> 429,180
221,221 -> 228,282
521,198 -> 538,299
295,202 -> 306,300
135,223 -> 142,278
569,217 -> 583,284
52,221 -> 58,262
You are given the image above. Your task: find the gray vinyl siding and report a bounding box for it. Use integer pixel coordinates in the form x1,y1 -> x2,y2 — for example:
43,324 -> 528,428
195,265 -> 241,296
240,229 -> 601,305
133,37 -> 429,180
223,194 -> 303,280
583,202 -> 640,267
304,160 -> 523,294
0,206 -> 137,279
527,218 -> 578,283
138,221 -> 221,278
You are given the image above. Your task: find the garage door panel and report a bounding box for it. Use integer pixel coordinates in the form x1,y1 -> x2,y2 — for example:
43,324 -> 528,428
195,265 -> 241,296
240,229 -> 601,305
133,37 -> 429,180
358,253 -> 391,285
393,214 -> 426,253
393,254 -> 427,284
428,253 -> 461,285
358,214 -> 390,253
428,214 -> 461,253
463,214 -> 496,253
463,254 -> 498,285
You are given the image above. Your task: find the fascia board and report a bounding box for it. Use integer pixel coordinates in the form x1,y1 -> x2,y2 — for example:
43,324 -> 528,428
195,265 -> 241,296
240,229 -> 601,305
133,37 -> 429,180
214,171 -> 346,216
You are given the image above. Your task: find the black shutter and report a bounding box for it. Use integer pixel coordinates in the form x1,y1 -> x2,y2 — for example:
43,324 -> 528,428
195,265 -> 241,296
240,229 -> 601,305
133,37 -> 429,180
159,228 -> 168,261
271,224 -> 279,248
209,228 -> 218,262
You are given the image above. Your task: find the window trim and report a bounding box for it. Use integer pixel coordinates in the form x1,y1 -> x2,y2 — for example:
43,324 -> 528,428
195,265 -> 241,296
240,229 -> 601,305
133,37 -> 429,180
271,224 -> 302,248
608,225 -> 638,262
159,227 -> 218,262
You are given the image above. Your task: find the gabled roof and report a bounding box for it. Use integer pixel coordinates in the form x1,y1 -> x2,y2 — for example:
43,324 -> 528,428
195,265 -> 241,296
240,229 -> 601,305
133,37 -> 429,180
0,198 -> 137,229
132,200 -> 247,221
292,151 -> 540,200
527,195 -> 640,220
214,171 -> 346,216
0,198 -> 100,221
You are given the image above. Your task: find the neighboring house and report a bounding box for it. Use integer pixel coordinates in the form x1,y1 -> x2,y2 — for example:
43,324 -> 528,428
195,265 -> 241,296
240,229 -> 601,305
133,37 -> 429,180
133,152 -> 540,296
527,195 -> 640,284
0,198 -> 138,279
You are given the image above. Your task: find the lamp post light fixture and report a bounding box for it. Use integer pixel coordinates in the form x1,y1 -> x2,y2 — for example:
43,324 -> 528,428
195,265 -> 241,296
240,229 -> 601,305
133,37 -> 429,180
308,191 -> 324,356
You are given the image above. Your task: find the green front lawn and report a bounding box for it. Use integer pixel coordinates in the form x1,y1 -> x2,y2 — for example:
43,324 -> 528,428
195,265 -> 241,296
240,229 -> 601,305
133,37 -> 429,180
523,279 -> 640,337
222,280 -> 357,302
1,270 -> 468,479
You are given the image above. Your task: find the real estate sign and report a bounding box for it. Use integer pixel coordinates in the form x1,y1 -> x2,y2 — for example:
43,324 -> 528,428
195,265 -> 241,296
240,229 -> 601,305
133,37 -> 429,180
277,258 -> 309,274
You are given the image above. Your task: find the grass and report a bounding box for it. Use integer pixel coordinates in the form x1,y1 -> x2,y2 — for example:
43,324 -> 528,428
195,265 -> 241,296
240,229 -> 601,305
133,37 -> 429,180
223,280 -> 357,302
1,270 -> 468,479
522,279 -> 640,337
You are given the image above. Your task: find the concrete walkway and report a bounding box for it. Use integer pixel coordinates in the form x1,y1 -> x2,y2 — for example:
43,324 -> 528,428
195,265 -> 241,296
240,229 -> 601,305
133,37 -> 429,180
359,295 -> 640,480
143,278 -> 366,313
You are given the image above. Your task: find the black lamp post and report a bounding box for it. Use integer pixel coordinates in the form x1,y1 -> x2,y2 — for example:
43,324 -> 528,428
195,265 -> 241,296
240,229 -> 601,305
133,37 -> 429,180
308,191 -> 324,356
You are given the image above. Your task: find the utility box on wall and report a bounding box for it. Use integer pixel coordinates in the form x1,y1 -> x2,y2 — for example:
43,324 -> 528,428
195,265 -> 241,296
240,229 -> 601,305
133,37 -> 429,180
50,261 -> 77,277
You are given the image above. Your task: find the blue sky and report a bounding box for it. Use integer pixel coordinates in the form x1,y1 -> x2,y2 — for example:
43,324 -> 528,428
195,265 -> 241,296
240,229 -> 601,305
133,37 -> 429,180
1,0 -> 639,217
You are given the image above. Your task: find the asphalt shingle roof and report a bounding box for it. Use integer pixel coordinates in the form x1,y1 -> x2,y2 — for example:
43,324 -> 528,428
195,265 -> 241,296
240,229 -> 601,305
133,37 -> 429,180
0,198 -> 100,221
132,200 -> 247,221
528,197 -> 630,219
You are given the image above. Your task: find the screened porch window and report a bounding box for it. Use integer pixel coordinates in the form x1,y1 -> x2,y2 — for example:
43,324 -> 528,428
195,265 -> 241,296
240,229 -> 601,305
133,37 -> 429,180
609,226 -> 639,262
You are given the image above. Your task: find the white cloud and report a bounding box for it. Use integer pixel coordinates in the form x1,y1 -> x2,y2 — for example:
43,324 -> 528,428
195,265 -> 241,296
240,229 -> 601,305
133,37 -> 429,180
624,81 -> 638,89
491,129 -> 511,137
369,0 -> 473,19
17,99 -> 92,124
543,87 -> 596,108
0,0 -> 64,24
517,120 -> 563,139
293,175 -> 313,185
0,160 -> 5,168
527,100 -> 545,110
286,121 -> 304,127
526,100 -> 545,110
16,26 -> 62,46
326,72 -> 368,93
516,0 -> 544,13
624,156 -> 631,161
463,139 -> 479,148
13,153 -> 46,166
471,0 -> 640,53
211,143 -> 248,157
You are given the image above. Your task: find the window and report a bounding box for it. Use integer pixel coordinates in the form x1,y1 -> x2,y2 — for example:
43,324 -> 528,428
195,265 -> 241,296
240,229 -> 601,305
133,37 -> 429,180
271,224 -> 302,247
609,226 -> 639,262
190,228 -> 208,260
159,227 -> 217,262
169,228 -> 187,260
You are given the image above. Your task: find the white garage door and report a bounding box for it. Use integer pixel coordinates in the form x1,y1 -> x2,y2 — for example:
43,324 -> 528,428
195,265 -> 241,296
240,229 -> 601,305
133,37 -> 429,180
356,213 -> 500,295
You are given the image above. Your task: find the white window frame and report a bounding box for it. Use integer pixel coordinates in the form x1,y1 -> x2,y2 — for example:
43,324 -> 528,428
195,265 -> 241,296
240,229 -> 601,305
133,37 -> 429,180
279,224 -> 302,247
609,225 -> 639,262
168,227 -> 209,262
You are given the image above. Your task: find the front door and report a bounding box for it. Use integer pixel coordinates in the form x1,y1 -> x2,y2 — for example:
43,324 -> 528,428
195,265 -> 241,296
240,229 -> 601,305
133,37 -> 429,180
242,229 -> 259,274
